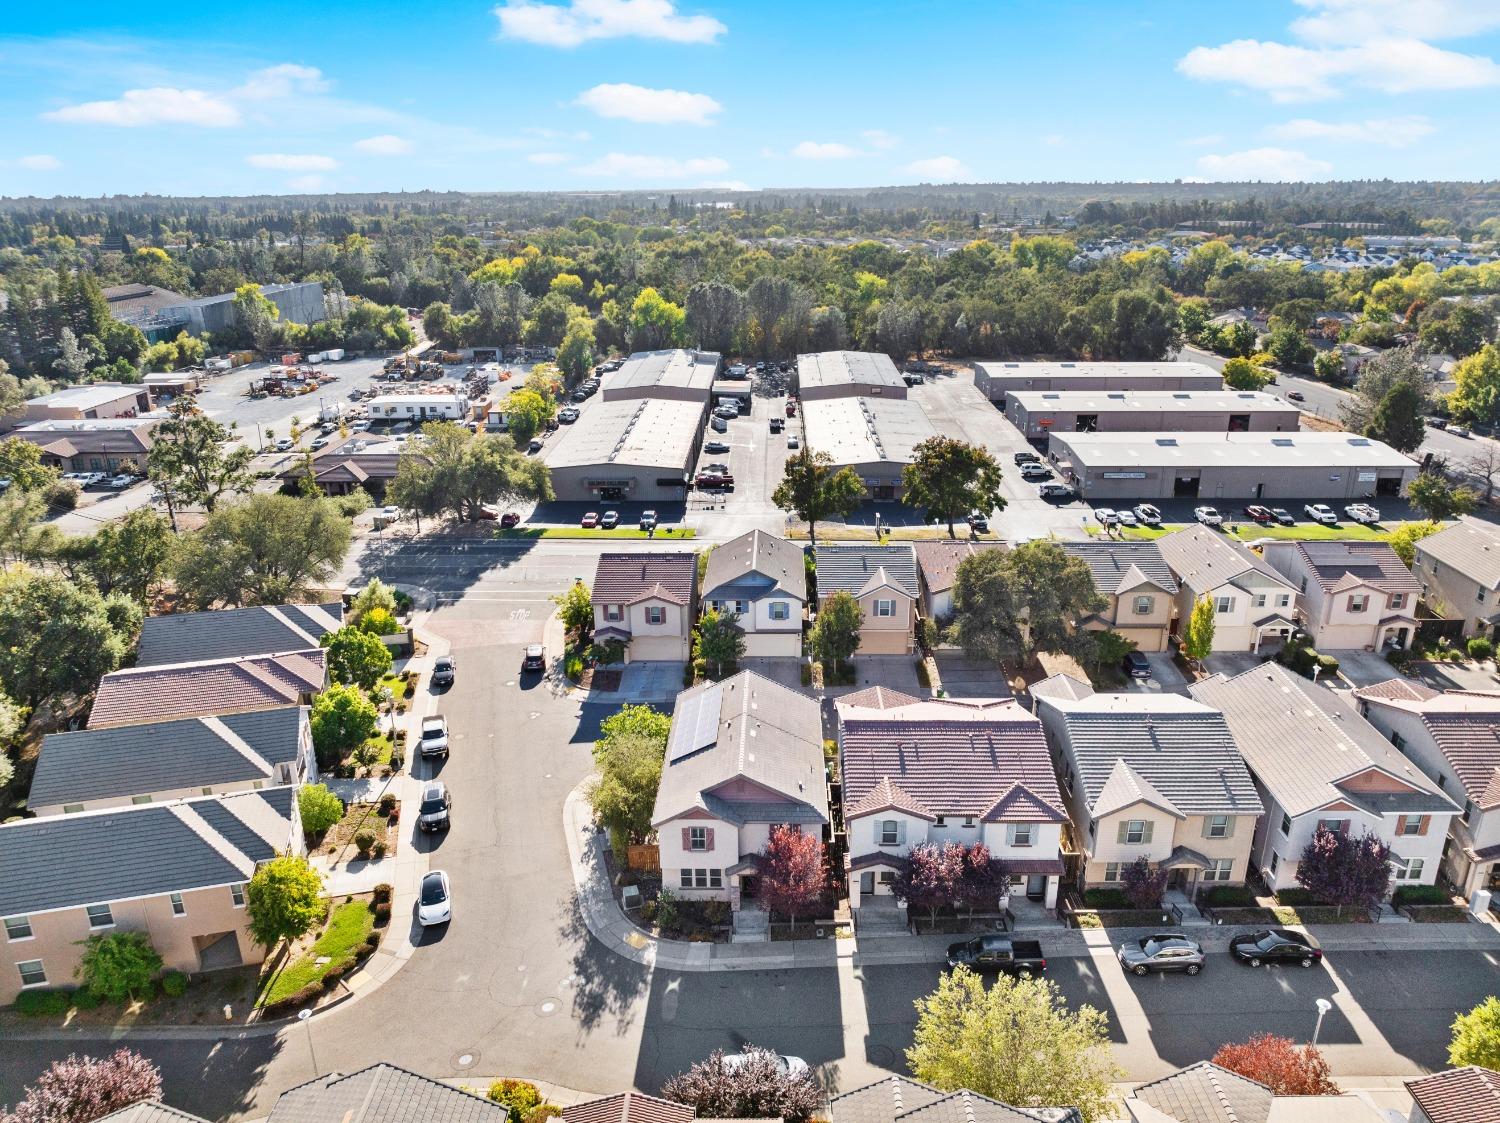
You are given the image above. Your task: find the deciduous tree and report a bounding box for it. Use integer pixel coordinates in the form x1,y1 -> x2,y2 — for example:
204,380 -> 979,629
1222,356 -> 1274,391
75,931 -> 162,1003
1296,826 -> 1391,915
759,826 -> 829,933
686,280 -> 745,354
901,436 -> 1007,538
145,400 -> 254,527
894,842 -> 964,929
1448,343 -> 1500,427
0,566 -> 138,707
662,1047 -> 822,1123
552,580 -> 594,641
1448,995 -> 1500,1069
298,783 -> 344,838
947,541 -> 1104,667
2,1048 -> 163,1123
629,287 -> 686,351
348,578 -> 399,627
1366,383 -> 1426,453
173,493 -> 351,608
957,843 -> 1011,918
1341,345 -> 1428,432
1212,1034 -> 1339,1096
321,625 -> 393,690
245,855 -> 324,949
1183,595 -> 1216,662
1386,519 -> 1443,567
808,590 -> 863,669
588,732 -> 665,848
309,683 -> 378,767
694,607 -> 746,677
772,448 -> 864,545
1119,856 -> 1166,909
1408,470 -> 1477,522
501,389 -> 553,448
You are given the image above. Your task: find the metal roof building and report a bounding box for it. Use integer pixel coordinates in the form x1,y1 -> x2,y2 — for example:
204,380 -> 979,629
1005,389 -> 1299,440
795,350 -> 907,401
601,349 -> 721,405
801,396 -> 938,500
974,360 -> 1223,401
543,397 -> 704,502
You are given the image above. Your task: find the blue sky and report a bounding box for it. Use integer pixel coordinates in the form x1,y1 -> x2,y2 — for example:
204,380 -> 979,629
2,0 -> 1499,197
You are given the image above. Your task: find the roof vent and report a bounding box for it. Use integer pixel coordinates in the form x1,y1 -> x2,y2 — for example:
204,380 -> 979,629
1155,438 -> 1178,446
1272,438 -> 1294,446
1347,437 -> 1371,446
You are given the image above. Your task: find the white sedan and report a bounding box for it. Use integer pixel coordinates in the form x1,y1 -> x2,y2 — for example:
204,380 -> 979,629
721,1049 -> 809,1078
417,870 -> 452,927
1304,503 -> 1339,525
1194,506 -> 1224,527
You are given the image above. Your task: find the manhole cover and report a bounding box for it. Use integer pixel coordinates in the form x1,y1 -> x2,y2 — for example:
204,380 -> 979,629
534,997 -> 561,1017
452,1051 -> 480,1069
868,1044 -> 896,1068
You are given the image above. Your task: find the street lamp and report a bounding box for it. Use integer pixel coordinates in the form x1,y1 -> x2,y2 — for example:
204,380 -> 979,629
1312,997 -> 1333,1045
297,1007 -> 319,1076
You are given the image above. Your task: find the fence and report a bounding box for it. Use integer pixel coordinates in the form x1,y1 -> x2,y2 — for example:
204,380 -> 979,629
623,843 -> 660,872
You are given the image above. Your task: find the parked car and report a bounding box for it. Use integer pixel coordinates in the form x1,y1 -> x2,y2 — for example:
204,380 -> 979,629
1095,508 -> 1120,528
946,935 -> 1046,976
1013,450 -> 1042,465
521,644 -> 547,672
417,781 -> 452,832
1229,929 -> 1322,969
500,511 -> 521,528
721,1050 -> 809,1078
713,405 -> 739,420
1020,461 -> 1052,480
1269,507 -> 1295,525
275,437 -> 294,451
1038,482 -> 1076,501
696,471 -> 735,489
310,436 -> 330,451
787,434 -> 799,449
1244,504 -> 1274,524
351,419 -> 371,431
558,407 -> 580,423
1427,416 -> 1448,429
967,510 -> 989,533
785,400 -> 797,417
1194,505 -> 1223,527
1134,503 -> 1162,526
419,715 -> 450,758
903,372 -> 924,386
1345,503 -> 1381,524
1304,503 -> 1338,525
640,510 -> 658,531
527,439 -> 543,453
710,415 -> 728,433
1116,509 -> 1139,528
600,510 -> 619,529
581,512 -> 599,528
431,656 -> 456,687
1122,650 -> 1151,678
769,416 -> 784,433
105,474 -> 136,490
704,440 -> 730,454
1449,424 -> 1472,438
1118,934 -> 1205,976
417,870 -> 452,926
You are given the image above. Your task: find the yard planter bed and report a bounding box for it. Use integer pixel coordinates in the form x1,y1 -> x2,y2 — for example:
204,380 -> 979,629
1399,904 -> 1472,923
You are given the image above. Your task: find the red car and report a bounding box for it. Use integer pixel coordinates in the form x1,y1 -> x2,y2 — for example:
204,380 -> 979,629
581,512 -> 599,528
695,472 -> 735,489
500,512 -> 521,528
1243,504 -> 1274,524
785,400 -> 797,417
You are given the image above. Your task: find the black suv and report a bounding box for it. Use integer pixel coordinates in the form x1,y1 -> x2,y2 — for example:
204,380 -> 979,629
431,655 -> 456,688
417,781 -> 452,832
522,644 -> 547,672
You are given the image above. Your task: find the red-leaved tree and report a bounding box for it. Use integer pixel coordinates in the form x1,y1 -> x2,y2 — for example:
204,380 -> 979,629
1297,826 -> 1391,915
893,841 -> 964,930
758,825 -> 829,934
1212,1033 -> 1340,1096
662,1046 -> 822,1123
3,1049 -> 163,1123
1120,856 -> 1167,909
957,843 -> 1011,918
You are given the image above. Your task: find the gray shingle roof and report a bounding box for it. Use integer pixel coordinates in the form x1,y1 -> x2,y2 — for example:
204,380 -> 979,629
703,530 -> 807,603
1155,526 -> 1294,596
31,706 -> 304,808
136,604 -> 343,667
592,552 -> 697,606
814,545 -> 919,599
1129,1062 -> 1273,1123
0,787 -> 293,917
1413,516 -> 1500,589
1058,541 -> 1179,595
267,1063 -> 508,1123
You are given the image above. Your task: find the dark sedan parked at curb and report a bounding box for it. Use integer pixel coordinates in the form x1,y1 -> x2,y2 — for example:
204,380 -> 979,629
431,655 -> 456,688
1118,933 -> 1205,976
1229,928 -> 1322,968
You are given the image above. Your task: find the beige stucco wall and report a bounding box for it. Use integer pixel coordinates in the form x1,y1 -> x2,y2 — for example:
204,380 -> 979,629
852,590 -> 914,655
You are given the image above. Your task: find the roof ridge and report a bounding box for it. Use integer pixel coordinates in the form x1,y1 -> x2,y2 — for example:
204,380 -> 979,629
168,802 -> 257,878
199,716 -> 277,777
259,605 -> 323,649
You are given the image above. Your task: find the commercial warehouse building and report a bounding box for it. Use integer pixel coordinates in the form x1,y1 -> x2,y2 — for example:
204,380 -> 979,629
366,393 -> 471,422
543,397 -> 703,503
163,281 -> 326,337
801,396 -> 937,501
21,383 -> 152,423
1006,389 -> 1299,439
601,349 -> 720,405
795,350 -> 907,401
1048,431 -> 1417,502
974,360 -> 1223,401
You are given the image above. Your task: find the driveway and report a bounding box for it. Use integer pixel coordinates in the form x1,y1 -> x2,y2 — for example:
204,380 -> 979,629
1127,652 -> 1190,695
933,651 -> 1012,699
826,654 -> 925,699
1329,648 -> 1402,687
1202,651 -> 1272,680
588,661 -> 685,704
1405,657 -> 1500,692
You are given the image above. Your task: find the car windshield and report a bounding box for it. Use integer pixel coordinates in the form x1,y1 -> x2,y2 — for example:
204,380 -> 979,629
420,792 -> 445,813
420,876 -> 446,905
436,658 -> 453,670
422,722 -> 444,737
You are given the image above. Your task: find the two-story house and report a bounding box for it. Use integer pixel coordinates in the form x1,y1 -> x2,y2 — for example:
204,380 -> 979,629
1406,1067 -> 1500,1123
1192,664 -> 1459,894
651,671 -> 828,912
1354,680 -> 1500,897
591,552 -> 698,663
812,545 -> 920,655
1032,676 -> 1262,897
912,541 -> 1005,622
1410,516 -> 1500,640
0,787 -> 301,1004
836,687 -> 1068,910
1058,541 -> 1178,653
701,530 -> 807,658
1156,526 -> 1300,654
1260,541 -> 1419,651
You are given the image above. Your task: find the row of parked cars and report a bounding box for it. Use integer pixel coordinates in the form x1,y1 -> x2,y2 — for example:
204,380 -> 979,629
1191,501 -> 1381,529
944,928 -> 1323,977
62,470 -> 140,491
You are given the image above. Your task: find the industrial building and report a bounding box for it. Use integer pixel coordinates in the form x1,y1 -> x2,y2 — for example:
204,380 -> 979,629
1047,431 -> 1417,502
974,360 -> 1223,401
801,396 -> 938,501
161,282 -> 326,337
100,283 -> 192,343
366,393 -> 472,422
795,350 -> 907,401
543,397 -> 703,503
21,383 -> 152,423
1006,389 -> 1299,439
601,349 -> 720,405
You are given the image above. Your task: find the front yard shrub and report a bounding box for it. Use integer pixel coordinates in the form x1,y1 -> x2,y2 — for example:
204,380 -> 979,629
298,784 -> 345,838
354,830 -> 376,858
1386,647 -> 1412,668
159,970 -> 189,998
526,1106 -> 563,1123
77,931 -> 163,1002
1394,884 -> 1452,907
488,1079 -> 544,1123
372,840 -> 388,859
15,989 -> 72,1017
388,744 -> 405,772
702,900 -> 731,926
1200,885 -> 1257,908
1274,888 -> 1317,906
372,883 -> 393,904
1316,653 -> 1340,677
71,987 -> 102,1010
1082,888 -> 1133,910
373,901 -> 392,925
378,794 -> 397,816
1468,637 -> 1494,660
564,650 -> 584,681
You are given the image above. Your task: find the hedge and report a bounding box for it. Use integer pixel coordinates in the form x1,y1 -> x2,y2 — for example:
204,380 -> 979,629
1199,885 -> 1258,908
14,989 -> 72,1017
1082,888 -> 1133,910
1393,884 -> 1452,907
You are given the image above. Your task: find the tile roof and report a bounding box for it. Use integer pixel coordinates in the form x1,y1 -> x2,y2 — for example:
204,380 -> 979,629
1190,664 -> 1456,818
704,530 -> 807,602
1129,1062 -> 1274,1123
31,706 -> 304,808
831,1077 -> 1076,1123
267,1063 -> 509,1123
1155,526 -> 1294,596
593,552 -> 697,606
1406,1066 -> 1500,1123
564,1093 -> 695,1123
913,541 -> 1006,596
814,545 -> 919,599
1278,541 -> 1420,595
1413,516 -> 1500,588
1059,541 -> 1178,596
89,652 -> 325,728
1032,684 -> 1262,818
136,603 -> 343,667
846,776 -> 936,821
653,671 -> 828,827
837,693 -> 1066,822
901,1091 -> 1056,1123
831,1078 -> 956,1123
97,1103 -> 210,1123
0,787 -> 293,917
1353,685 -> 1500,809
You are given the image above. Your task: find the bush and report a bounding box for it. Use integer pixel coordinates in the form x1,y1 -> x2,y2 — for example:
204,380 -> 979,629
372,883 -> 394,904
378,794 -> 397,816
373,901 -> 392,924
488,1079 -> 544,1123
299,784 -> 345,838
372,840 -> 388,859
72,987 -> 103,1010
1468,637 -> 1494,660
1316,653 -> 1340,677
1200,885 -> 1257,908
363,931 -> 382,953
799,663 -> 812,686
917,617 -> 939,653
354,830 -> 376,858
159,970 -> 189,998
1393,884 -> 1452,907
525,1105 -> 563,1123
388,744 -> 405,772
564,651 -> 584,681
14,989 -> 72,1017
45,479 -> 80,511
683,662 -> 697,687
1386,647 -> 1412,667
1274,888 -> 1317,905
1082,887 -> 1133,910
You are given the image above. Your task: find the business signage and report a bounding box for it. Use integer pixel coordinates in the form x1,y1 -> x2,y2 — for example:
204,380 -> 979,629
1102,471 -> 1147,479
1357,471 -> 1377,482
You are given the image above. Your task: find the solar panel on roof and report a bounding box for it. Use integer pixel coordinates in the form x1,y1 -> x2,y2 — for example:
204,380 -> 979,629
668,687 -> 721,763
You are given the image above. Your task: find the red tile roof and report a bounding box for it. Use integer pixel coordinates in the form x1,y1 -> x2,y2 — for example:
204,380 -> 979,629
90,652 -> 326,728
564,1093 -> 695,1123
593,553 -> 696,606
1405,1067 -> 1500,1123
846,776 -> 936,821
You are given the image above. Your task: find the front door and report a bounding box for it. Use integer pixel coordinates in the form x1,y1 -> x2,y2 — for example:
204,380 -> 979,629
860,872 -> 875,896
1167,868 -> 1190,891
741,875 -> 759,899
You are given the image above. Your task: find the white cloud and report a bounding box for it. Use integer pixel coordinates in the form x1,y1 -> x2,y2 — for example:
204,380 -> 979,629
231,64 -> 330,100
1289,0 -> 1500,43
1182,37 -> 1500,100
287,174 -> 328,191
354,134 -> 414,155
791,141 -> 860,159
1266,114 -> 1434,146
574,83 -> 721,125
246,153 -> 338,171
45,86 -> 241,127
577,152 -> 730,179
525,126 -> 591,140
527,151 -> 570,165
17,154 -> 61,170
495,0 -> 726,47
904,155 -> 970,181
862,129 -> 900,150
1195,146 -> 1334,180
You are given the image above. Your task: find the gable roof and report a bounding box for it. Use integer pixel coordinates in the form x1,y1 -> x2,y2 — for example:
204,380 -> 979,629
814,545 -> 919,599
564,1093 -> 695,1123
837,693 -> 1066,823
1412,516 -> 1500,588
1273,541 -> 1420,595
1405,1066 -> 1500,1123
593,552 -> 697,606
0,787 -> 294,917
653,671 -> 828,827
1190,664 -> 1456,818
1156,526 -> 1295,596
89,652 -> 326,728
831,1076 -> 1078,1123
846,776 -> 937,821
1129,1062 -> 1273,1123
703,530 -> 806,602
267,1063 -> 508,1123
98,1104 -> 210,1123
1032,685 -> 1262,818
31,706 -> 304,808
136,604 -> 343,667
1354,684 -> 1500,809
913,541 -> 1007,596
1059,541 -> 1179,596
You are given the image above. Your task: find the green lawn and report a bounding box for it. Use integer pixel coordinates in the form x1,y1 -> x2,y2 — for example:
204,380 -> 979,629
258,901 -> 375,1006
1119,520 -> 1433,544
496,527 -> 696,540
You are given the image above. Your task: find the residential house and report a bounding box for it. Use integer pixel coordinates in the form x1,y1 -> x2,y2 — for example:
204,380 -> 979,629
10,418 -> 157,474
0,787 -> 301,1004
651,671 -> 828,910
591,552 -> 698,663
1031,676 -> 1262,896
1125,1061 -> 1385,1123
837,687 -> 1068,909
913,540 -> 1005,621
563,1093 -> 695,1123
832,1074 -> 1080,1123
701,529 -> 806,658
1260,541 -> 1420,651
89,651 -> 327,729
276,438 -> 407,498
1155,526 -> 1299,653
1410,516 -> 1500,639
1058,541 -> 1178,653
1353,680 -> 1500,896
136,603 -> 343,668
1405,1067 -> 1500,1123
29,706 -> 314,817
1191,664 -> 1459,894
813,544 -> 920,656
265,1063 -> 509,1122
98,1105 -> 211,1123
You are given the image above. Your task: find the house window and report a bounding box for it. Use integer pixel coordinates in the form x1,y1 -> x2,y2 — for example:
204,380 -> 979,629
4,916 -> 32,941
230,884 -> 246,908
1215,596 -> 1235,614
1102,863 -> 1121,883
962,816 -> 976,829
1134,595 -> 1154,615
646,606 -> 665,625
1280,812 -> 1291,836
679,869 -> 722,889
934,815 -> 946,827
877,871 -> 895,885
605,604 -> 623,622
131,795 -> 153,806
62,804 -> 83,814
1348,594 -> 1368,613
1254,594 -> 1266,609
1480,589 -> 1489,604
16,960 -> 45,988
1008,824 -> 1034,847
733,600 -> 749,615
1317,818 -> 1349,835
1207,815 -> 1230,839
1276,594 -> 1291,608
688,827 -> 708,851
1203,859 -> 1234,882
1300,577 -> 1308,593
1391,731 -> 1406,751
1405,858 -> 1425,882
201,787 -> 213,796
85,904 -> 114,929
880,820 -> 900,846
1463,800 -> 1474,823
1397,815 -> 1424,836
875,599 -> 896,618
1389,593 -> 1406,610
169,893 -> 186,917
1124,819 -> 1148,844
769,601 -> 790,621
1269,852 -> 1280,874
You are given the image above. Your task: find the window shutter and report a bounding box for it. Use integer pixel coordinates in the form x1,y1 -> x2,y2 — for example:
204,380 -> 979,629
1117,820 -> 1129,843
1224,816 -> 1235,839
1396,815 -> 1409,835
1201,817 -> 1211,839
1339,820 -> 1350,836
1418,815 -> 1430,836
705,828 -> 715,851
1142,821 -> 1154,843
681,828 -> 691,849
896,820 -> 907,845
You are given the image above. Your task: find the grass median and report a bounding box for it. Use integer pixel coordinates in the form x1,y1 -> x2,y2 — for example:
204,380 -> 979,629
495,527 -> 696,540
